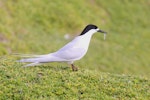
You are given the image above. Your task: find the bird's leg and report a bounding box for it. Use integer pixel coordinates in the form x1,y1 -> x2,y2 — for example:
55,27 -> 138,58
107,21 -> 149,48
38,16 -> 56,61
71,64 -> 78,71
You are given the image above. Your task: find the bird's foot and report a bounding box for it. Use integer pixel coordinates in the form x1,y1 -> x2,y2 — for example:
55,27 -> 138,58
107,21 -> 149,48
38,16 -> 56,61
71,64 -> 78,71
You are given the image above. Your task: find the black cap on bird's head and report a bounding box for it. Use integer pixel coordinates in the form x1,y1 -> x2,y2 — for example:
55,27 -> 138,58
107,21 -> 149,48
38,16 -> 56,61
80,24 -> 107,36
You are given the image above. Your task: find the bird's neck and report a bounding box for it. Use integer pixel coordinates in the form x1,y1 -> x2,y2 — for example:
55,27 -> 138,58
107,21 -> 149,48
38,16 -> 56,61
82,31 -> 95,41
79,33 -> 94,48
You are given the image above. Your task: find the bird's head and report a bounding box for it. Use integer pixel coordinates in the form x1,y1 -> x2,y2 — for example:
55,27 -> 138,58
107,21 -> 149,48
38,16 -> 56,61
79,24 -> 107,39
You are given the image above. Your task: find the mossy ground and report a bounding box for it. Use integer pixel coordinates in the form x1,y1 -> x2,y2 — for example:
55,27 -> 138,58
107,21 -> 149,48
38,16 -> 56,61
0,0 -> 150,99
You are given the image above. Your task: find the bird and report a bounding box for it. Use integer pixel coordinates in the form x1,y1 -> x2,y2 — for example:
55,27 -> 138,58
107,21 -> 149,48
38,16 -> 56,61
17,24 -> 107,71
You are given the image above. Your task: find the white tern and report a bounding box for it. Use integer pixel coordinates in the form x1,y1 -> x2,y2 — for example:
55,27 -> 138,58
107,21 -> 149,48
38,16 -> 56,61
17,24 -> 107,71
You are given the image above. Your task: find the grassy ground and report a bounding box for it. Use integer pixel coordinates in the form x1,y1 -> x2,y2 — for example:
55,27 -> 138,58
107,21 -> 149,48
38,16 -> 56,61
0,58 -> 150,100
0,0 -> 150,99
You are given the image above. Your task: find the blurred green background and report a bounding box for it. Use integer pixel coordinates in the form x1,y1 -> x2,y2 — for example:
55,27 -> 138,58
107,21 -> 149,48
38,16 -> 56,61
0,0 -> 149,77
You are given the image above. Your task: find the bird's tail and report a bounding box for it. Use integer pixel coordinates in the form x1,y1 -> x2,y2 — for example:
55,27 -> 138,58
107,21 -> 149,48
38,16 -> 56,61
22,62 -> 41,67
14,53 -> 48,67
13,53 -> 47,58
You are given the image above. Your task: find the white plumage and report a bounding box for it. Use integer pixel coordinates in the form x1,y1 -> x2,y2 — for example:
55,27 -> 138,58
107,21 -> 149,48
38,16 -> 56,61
17,24 -> 107,71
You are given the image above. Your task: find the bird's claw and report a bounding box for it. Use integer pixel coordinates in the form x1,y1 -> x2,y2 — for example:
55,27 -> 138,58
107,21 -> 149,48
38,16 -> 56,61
72,67 -> 78,71
71,64 -> 78,71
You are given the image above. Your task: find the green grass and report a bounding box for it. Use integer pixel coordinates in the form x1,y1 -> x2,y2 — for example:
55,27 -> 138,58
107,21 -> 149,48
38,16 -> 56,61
0,0 -> 150,99
0,58 -> 150,100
